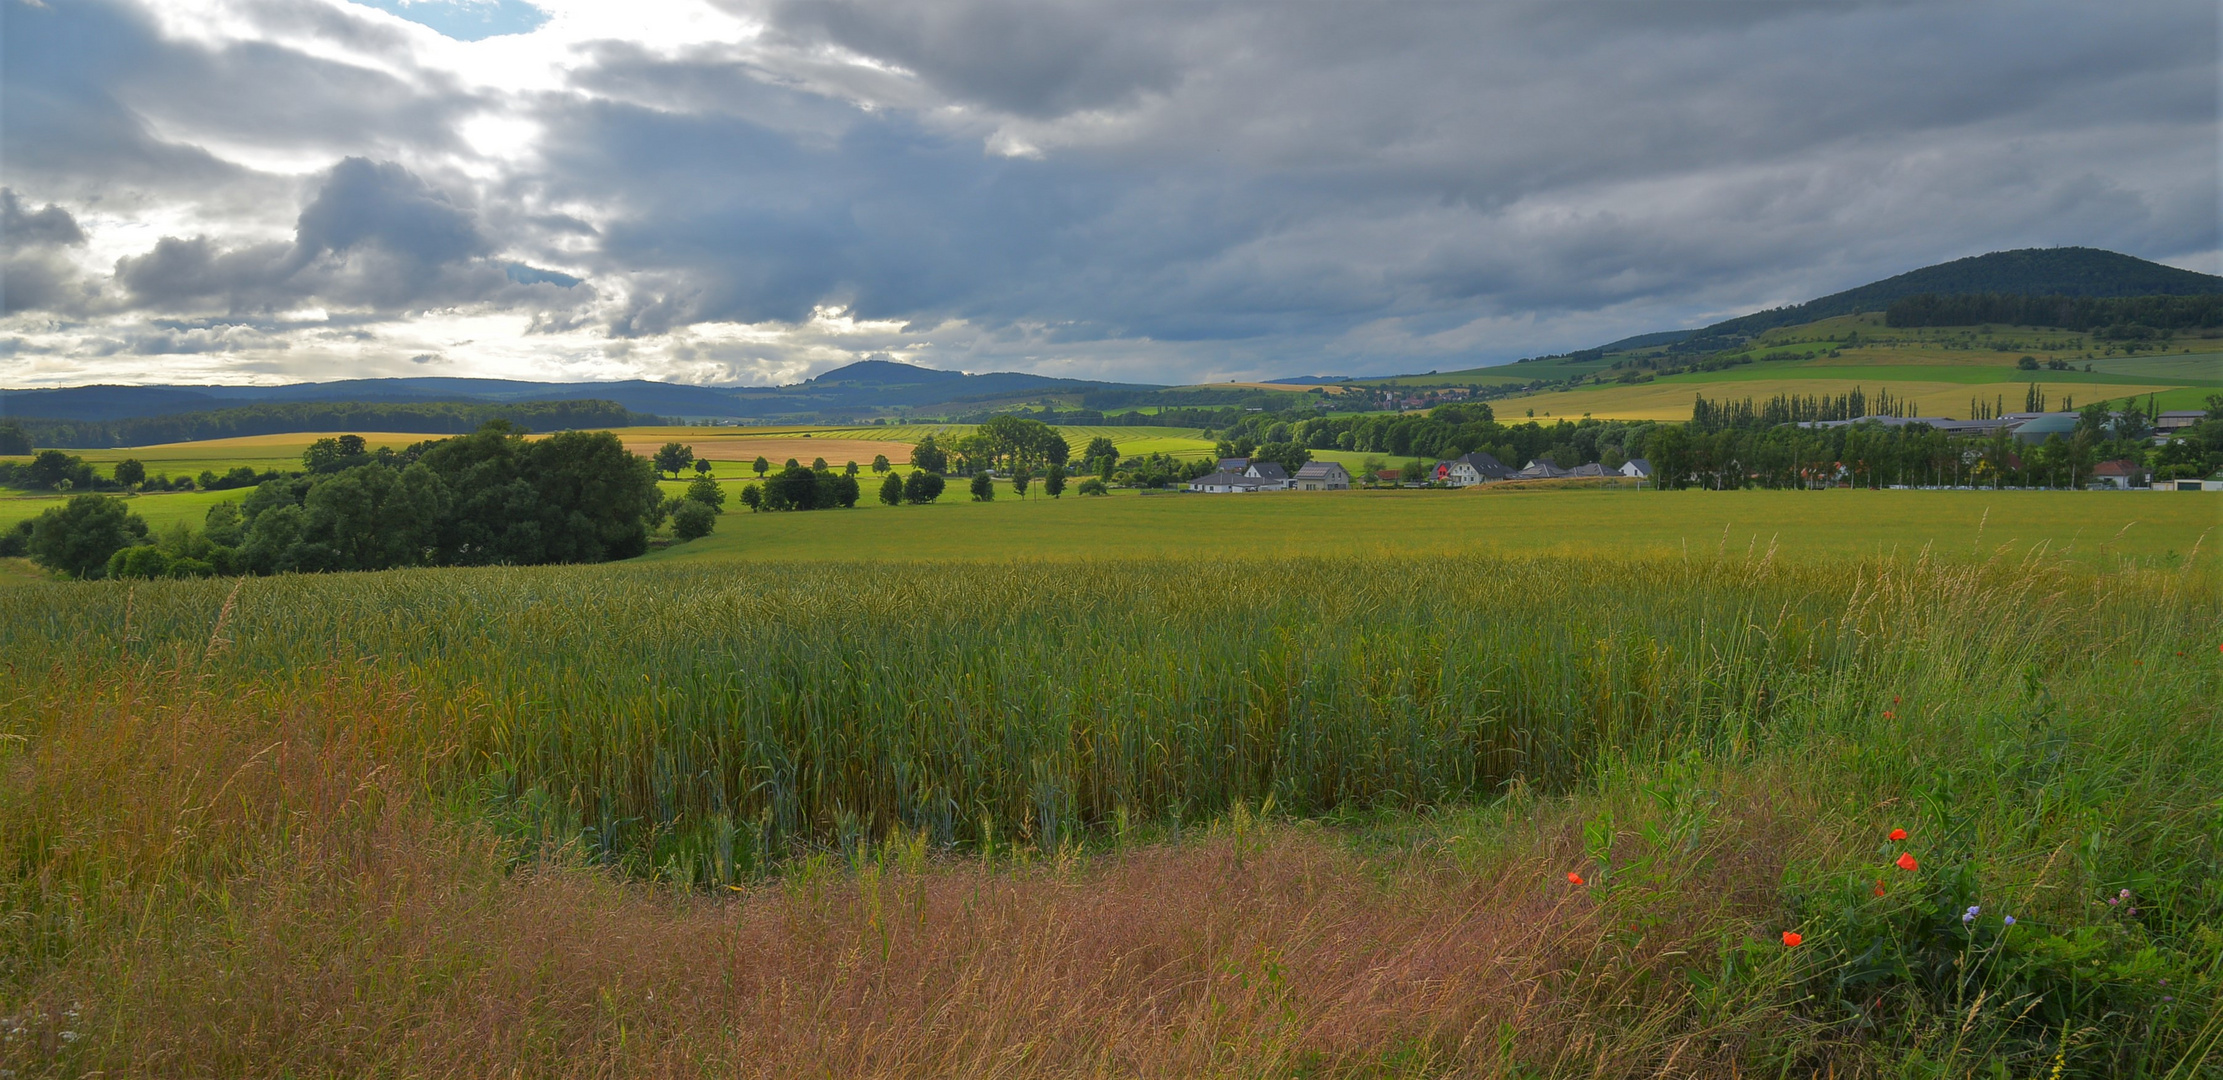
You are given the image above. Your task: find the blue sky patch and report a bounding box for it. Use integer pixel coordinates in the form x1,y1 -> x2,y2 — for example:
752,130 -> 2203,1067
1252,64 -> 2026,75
357,0 -> 548,42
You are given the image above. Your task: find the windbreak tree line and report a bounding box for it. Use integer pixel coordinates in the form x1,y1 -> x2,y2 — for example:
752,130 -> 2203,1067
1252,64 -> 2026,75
6,423 -> 670,580
1646,400 -> 2223,490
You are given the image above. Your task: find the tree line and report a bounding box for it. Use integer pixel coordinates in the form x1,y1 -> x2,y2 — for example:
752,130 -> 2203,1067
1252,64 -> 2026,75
11,399 -> 665,449
1,423 -> 720,580
1885,293 -> 2223,336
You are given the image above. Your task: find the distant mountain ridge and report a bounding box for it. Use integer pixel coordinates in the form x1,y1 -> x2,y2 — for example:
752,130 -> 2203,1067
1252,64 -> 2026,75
2,363 -> 1155,425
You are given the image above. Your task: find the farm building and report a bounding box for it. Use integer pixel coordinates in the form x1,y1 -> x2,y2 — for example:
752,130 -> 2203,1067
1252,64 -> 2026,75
1291,461 -> 1352,490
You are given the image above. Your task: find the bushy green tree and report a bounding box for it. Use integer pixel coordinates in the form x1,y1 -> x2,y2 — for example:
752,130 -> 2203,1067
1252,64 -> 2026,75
694,458 -> 714,477
910,437 -> 948,474
1044,464 -> 1066,498
113,458 -> 146,487
879,472 -> 904,505
26,494 -> 147,579
670,499 -> 716,541
871,454 -> 891,474
970,473 -> 995,501
753,456 -> 770,477
903,471 -> 945,503
1012,469 -> 1031,498
765,465 -> 818,511
654,442 -> 695,478
686,474 -> 726,511
741,484 -> 764,511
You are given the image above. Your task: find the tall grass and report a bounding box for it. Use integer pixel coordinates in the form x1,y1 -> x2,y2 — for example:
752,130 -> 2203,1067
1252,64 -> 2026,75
0,552 -> 2212,883
1,550 -> 2217,1074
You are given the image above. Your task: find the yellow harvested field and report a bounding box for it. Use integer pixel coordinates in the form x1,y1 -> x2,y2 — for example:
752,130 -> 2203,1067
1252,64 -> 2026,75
616,435 -> 914,466
1499,378 -> 2180,422
81,431 -> 438,459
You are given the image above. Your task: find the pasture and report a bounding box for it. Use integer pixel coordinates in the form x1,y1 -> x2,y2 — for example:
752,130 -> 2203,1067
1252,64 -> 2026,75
648,486 -> 2218,568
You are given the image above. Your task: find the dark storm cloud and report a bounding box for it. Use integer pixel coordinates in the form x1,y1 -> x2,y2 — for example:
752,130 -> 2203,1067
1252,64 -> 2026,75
2,190 -> 88,249
2,188 -> 93,315
112,156 -> 555,314
545,0 -> 2213,368
1,0 -> 2214,382
766,0 -> 1188,118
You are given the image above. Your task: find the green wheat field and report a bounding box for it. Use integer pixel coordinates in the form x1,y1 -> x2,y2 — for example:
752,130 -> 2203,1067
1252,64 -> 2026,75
3,529 -> 2219,1074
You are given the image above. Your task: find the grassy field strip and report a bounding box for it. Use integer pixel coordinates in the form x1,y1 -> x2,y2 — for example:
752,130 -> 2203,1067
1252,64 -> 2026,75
639,488 -> 2221,567
1495,377 -> 2211,422
6,487 -> 2214,566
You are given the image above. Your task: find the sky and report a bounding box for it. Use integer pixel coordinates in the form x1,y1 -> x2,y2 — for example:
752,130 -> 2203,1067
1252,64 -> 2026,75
2,0 -> 2216,390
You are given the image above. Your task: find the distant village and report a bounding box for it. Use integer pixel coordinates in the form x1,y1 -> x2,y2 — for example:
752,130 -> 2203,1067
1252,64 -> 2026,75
1186,407 -> 2220,493
1185,453 -> 1651,493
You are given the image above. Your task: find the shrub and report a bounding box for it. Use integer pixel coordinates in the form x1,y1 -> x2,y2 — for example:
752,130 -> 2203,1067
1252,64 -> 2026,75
904,472 -> 946,504
686,474 -> 726,511
879,472 -> 905,506
26,493 -> 147,579
1077,477 -> 1109,496
670,499 -> 717,541
970,473 -> 995,501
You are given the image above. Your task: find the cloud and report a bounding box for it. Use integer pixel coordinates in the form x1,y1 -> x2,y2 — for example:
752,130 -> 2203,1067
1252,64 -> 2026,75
2,189 -> 88,249
1,0 -> 2214,386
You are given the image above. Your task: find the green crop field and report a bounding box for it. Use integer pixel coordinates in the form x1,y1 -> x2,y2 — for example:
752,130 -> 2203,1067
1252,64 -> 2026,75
6,414 -> 2221,1075
7,485 -> 2217,573
3,546 -> 2217,1073
644,487 -> 2218,568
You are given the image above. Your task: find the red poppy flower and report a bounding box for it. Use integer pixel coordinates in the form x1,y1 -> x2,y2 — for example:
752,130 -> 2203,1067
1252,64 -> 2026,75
1883,710 -> 1896,719
1888,828 -> 1907,841
1892,696 -> 1901,704
1895,852 -> 1919,872
1567,871 -> 1584,885
1873,879 -> 1887,897
1782,931 -> 1803,947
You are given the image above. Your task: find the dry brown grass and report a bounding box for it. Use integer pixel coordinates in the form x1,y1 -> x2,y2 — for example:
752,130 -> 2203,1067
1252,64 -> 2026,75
2,663 -> 1830,1078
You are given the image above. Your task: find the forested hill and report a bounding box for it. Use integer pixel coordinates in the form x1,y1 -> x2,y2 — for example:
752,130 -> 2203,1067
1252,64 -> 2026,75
1661,247 -> 2223,351
14,399 -> 663,449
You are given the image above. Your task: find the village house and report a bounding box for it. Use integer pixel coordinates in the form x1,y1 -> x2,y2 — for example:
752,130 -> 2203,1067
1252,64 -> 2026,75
1187,470 -> 1279,493
1565,463 -> 1611,478
1619,458 -> 1652,480
1516,459 -> 1571,479
1243,461 -> 1291,488
2091,459 -> 2147,489
1438,451 -> 1514,486
1291,460 -> 1352,490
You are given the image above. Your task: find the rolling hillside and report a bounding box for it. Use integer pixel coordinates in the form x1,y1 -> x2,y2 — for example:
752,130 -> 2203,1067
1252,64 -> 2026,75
1368,248 -> 2223,422
1490,313 -> 2222,421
